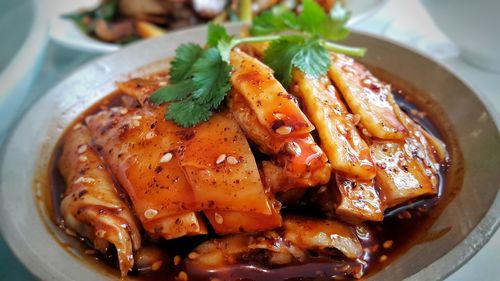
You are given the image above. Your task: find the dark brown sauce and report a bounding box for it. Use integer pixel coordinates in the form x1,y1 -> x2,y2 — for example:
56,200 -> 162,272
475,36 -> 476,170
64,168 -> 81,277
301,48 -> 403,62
43,69 -> 464,281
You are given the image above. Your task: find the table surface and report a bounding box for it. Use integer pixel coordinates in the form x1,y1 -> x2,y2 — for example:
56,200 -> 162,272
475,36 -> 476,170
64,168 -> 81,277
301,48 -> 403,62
1,0 -> 498,280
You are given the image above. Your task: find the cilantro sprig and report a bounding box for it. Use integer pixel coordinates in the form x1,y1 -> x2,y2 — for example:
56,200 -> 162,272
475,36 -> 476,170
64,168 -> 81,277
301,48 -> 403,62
151,0 -> 366,127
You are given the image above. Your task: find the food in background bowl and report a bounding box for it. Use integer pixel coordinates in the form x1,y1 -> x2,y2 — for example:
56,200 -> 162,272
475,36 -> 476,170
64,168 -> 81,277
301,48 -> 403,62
47,2 -> 456,280
63,0 -> 344,44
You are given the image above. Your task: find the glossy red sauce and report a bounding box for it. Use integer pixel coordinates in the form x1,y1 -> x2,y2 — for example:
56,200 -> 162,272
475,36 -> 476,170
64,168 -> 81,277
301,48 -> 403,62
45,69 -> 463,281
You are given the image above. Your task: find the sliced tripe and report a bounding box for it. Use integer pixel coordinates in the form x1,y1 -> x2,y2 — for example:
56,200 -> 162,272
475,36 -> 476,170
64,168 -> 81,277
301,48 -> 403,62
187,216 -> 363,268
142,212 -> 208,240
120,74 -> 280,233
116,72 -> 169,106
86,106 -> 207,239
228,89 -> 331,193
328,53 -> 406,139
282,217 -> 363,260
292,69 -> 375,180
230,48 -> 315,137
334,174 -> 383,222
371,140 -> 437,208
58,124 -> 141,277
388,94 -> 448,165
260,135 -> 331,193
204,205 -> 282,234
179,111 -> 273,215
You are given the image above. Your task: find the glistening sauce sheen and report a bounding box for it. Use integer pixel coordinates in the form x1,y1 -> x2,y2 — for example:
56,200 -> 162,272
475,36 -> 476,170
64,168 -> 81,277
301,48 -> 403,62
45,68 -> 463,281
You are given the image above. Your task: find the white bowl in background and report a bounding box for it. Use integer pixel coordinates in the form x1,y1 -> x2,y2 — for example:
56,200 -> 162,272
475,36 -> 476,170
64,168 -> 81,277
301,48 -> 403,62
0,0 -> 48,142
421,0 -> 500,72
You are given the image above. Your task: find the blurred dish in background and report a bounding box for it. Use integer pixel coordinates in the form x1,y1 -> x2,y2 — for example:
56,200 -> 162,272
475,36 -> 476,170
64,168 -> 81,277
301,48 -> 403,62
0,0 -> 48,142
49,0 -> 384,53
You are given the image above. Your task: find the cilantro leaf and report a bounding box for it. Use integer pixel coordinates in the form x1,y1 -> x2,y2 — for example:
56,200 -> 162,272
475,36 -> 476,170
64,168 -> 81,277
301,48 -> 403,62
150,80 -> 195,104
320,2 -> 351,40
62,11 -> 94,34
298,0 -> 327,35
191,48 -> 232,108
169,43 -> 204,83
94,0 -> 119,21
250,5 -> 299,35
264,37 -> 304,87
166,100 -> 213,128
207,23 -> 232,48
151,4 -> 364,128
291,38 -> 331,79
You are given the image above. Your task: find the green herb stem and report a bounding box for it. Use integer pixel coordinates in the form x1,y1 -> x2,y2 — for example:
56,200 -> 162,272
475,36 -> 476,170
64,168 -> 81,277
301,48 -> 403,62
239,0 -> 253,23
233,35 -> 283,46
321,41 -> 366,57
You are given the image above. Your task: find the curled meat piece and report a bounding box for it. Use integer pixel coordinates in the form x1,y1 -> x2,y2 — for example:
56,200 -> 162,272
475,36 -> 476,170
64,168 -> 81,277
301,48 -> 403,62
178,111 -> 282,233
328,53 -> 407,140
86,106 -> 208,239
186,217 -> 363,269
118,74 -> 282,234
58,124 -> 141,277
282,217 -> 363,259
228,50 -> 330,192
116,72 -> 169,106
230,49 -> 315,137
229,90 -> 331,192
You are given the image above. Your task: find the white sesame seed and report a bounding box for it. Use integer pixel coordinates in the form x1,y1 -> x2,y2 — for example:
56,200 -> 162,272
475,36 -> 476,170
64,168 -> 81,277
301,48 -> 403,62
276,126 -> 292,135
95,230 -> 106,238
120,108 -> 128,115
215,154 -> 226,164
77,144 -> 88,154
74,177 -> 95,184
145,131 -> 156,140
78,155 -> 88,162
383,240 -> 393,249
132,115 -> 142,120
144,208 -> 158,219
285,141 -> 301,156
312,145 -> 322,154
159,81 -> 167,86
132,120 -> 140,127
160,152 -> 173,163
274,113 -> 286,119
226,156 -> 238,165
174,255 -> 181,266
151,260 -> 163,271
73,123 -> 82,130
188,252 -> 200,259
214,212 -> 224,224
177,271 -> 188,281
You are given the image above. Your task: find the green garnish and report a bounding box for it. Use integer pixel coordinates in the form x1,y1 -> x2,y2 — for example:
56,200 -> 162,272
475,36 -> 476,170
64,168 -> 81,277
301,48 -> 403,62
151,0 -> 366,127
63,0 -> 120,35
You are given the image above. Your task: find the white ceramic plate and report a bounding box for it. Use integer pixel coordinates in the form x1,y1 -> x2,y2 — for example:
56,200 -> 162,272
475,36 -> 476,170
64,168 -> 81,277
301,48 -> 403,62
0,0 -> 48,142
1,23 -> 499,281
49,0 -> 385,53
